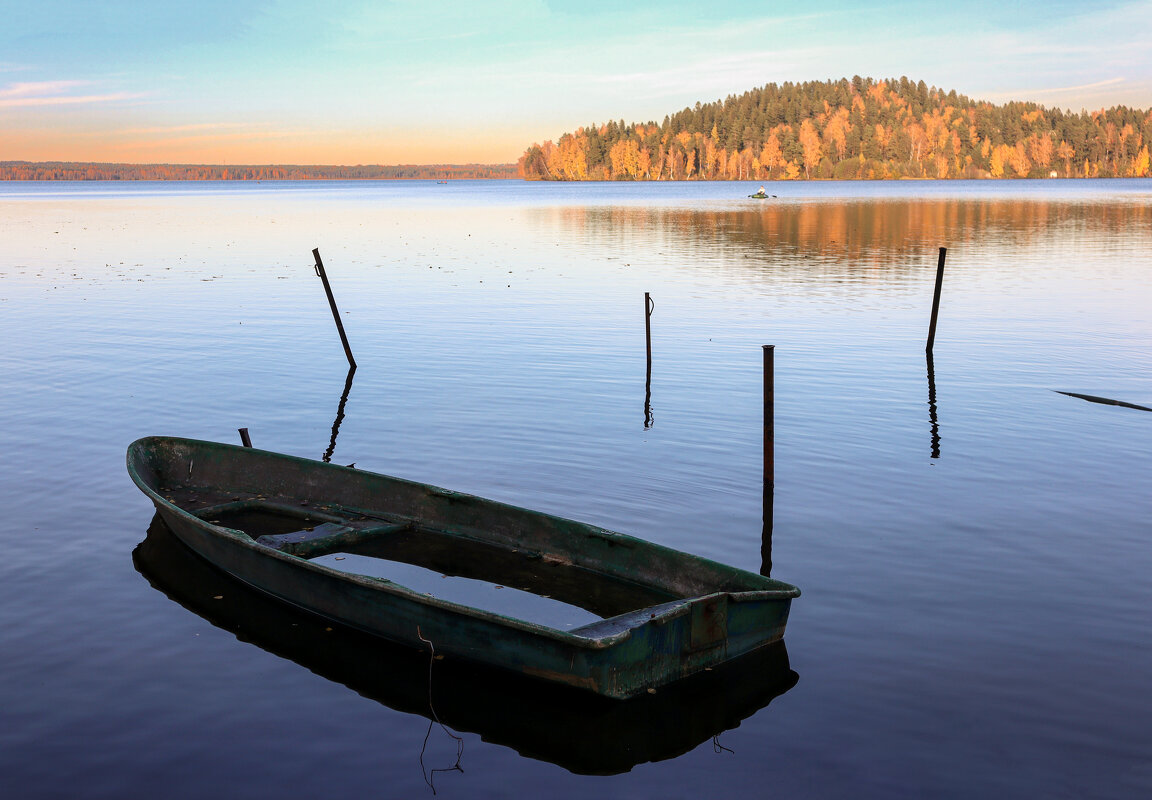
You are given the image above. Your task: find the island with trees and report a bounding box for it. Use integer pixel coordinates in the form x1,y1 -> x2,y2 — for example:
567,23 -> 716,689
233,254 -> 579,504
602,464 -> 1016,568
518,76 -> 1152,181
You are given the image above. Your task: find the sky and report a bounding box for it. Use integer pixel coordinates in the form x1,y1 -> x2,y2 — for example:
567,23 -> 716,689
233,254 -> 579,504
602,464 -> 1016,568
2,0 -> 1152,165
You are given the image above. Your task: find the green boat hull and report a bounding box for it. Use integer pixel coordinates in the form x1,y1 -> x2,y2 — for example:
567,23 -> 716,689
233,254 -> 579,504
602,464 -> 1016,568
127,436 -> 799,699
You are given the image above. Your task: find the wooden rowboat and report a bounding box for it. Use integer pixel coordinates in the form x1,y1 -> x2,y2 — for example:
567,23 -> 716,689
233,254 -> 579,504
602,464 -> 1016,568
127,436 -> 799,699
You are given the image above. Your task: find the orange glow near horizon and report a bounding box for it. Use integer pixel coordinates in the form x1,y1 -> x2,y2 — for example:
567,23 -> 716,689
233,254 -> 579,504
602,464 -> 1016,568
0,126 -> 527,165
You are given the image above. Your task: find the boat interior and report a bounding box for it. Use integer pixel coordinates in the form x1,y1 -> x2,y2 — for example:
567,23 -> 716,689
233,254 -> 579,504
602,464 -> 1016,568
163,485 -> 683,629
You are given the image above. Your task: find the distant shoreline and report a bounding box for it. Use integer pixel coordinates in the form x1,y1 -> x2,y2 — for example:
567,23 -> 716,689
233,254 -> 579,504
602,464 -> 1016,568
0,162 -> 520,181
4,160 -> 1151,183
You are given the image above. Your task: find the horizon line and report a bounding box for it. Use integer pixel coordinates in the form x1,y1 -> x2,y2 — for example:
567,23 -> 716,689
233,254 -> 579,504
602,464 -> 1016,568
0,159 -> 518,168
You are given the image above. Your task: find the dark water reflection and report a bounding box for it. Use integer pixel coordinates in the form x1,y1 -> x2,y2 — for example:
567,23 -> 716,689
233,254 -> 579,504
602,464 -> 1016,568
926,351 -> 941,459
133,516 -> 798,777
323,365 -> 357,463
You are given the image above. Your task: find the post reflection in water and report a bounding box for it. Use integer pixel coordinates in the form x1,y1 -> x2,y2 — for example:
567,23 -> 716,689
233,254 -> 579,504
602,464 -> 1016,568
644,376 -> 653,429
132,517 -> 798,777
926,351 -> 941,459
323,365 -> 357,463
761,488 -> 773,579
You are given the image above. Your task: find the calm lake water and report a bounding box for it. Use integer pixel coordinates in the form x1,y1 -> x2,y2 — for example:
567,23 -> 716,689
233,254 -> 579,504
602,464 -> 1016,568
2,179 -> 1151,798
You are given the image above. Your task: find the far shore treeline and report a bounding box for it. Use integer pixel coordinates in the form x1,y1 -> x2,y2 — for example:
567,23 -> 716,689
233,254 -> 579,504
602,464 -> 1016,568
0,162 -> 518,181
519,76 -> 1152,181
5,76 -> 1151,183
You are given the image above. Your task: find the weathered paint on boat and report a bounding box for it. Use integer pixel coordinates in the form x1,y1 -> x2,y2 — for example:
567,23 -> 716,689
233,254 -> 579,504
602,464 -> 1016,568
127,436 -> 799,699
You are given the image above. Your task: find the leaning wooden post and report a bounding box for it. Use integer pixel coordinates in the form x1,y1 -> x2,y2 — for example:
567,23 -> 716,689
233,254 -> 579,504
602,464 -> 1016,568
238,427 -> 253,448
312,248 -> 357,369
926,247 -> 947,353
761,345 -> 774,577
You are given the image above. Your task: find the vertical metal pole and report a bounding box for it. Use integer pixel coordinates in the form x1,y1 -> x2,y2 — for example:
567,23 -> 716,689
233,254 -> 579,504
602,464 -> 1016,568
644,293 -> 653,376
761,345 -> 774,577
644,293 -> 654,428
926,246 -> 947,353
763,345 -> 774,489
238,427 -> 253,448
312,248 -> 357,369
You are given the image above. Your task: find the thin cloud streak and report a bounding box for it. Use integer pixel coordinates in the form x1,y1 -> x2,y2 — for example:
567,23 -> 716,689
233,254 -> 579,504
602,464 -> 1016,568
0,80 -> 90,98
1008,78 -> 1126,96
0,93 -> 143,108
0,80 -> 143,108
120,122 -> 268,135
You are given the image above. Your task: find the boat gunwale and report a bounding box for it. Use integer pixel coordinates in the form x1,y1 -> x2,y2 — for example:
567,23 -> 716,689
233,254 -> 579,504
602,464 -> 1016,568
127,436 -> 799,650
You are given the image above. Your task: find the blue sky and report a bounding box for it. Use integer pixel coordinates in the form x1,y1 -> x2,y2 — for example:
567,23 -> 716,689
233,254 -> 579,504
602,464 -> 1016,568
2,0 -> 1151,164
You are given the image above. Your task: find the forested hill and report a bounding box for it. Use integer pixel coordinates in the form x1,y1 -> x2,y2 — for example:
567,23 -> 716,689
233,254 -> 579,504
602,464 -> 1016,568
518,77 -> 1152,180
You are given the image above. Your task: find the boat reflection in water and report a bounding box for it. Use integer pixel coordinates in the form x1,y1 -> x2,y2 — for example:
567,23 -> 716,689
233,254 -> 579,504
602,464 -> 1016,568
133,516 -> 798,776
